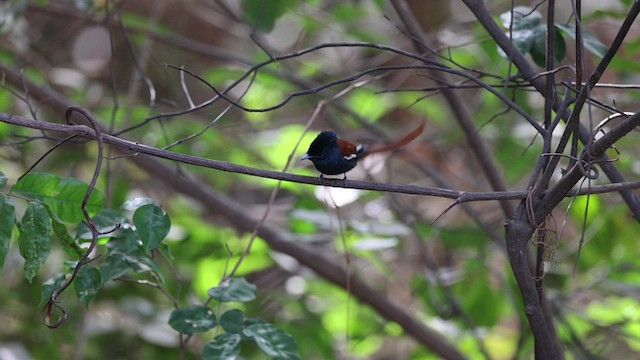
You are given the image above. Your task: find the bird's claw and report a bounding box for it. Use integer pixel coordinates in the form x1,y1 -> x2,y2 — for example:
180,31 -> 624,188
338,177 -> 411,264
341,174 -> 348,187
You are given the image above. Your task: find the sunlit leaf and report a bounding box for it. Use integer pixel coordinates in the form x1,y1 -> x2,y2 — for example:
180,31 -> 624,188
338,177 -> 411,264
12,172 -> 105,223
169,305 -> 216,334
17,201 -> 51,282
208,277 -> 257,303
202,334 -> 241,360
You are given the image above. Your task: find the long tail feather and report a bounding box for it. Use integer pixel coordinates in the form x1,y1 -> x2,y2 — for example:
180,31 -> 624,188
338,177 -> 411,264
362,121 -> 425,157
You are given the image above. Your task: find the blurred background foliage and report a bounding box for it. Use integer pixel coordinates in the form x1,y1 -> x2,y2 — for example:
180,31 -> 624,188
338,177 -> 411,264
0,0 -> 639,359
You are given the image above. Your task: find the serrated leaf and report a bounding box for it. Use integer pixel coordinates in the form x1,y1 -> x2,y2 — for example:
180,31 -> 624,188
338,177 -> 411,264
208,277 -> 257,303
0,195 -> 15,269
168,305 -> 216,334
17,201 -> 52,282
74,267 -> 102,308
99,253 -> 130,282
220,309 -> 246,334
11,172 -> 105,223
243,322 -> 301,360
555,24 -> 608,58
133,204 -> 170,251
39,273 -> 67,308
202,334 -> 242,360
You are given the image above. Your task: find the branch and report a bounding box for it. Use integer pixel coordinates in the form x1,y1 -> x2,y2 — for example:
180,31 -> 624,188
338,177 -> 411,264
127,153 -> 470,360
390,0 -> 516,219
535,111 -> 640,221
462,0 -> 640,221
2,113 -> 638,202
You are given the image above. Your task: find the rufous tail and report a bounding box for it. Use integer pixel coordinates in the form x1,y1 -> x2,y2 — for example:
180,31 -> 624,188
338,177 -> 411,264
362,121 -> 425,157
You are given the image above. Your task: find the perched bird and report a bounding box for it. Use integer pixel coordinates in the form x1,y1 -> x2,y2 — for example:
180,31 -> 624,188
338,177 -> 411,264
302,122 -> 425,179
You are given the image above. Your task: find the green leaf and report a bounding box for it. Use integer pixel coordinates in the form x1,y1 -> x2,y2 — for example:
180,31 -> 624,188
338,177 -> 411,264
498,7 -> 568,64
244,321 -> 301,360
17,201 -> 52,282
202,334 -> 242,360
168,305 -> 217,334
241,0 -> 297,32
208,277 -> 257,303
555,24 -> 608,58
104,227 -> 164,281
133,204 -> 170,251
120,249 -> 165,283
74,266 -> 102,308
51,215 -> 83,259
106,227 -> 140,253
76,209 -> 125,240
501,28 -> 534,56
529,25 -> 567,67
0,171 -> 7,187
39,273 -> 67,308
220,309 -> 246,334
0,194 -> 15,269
11,172 -> 105,223
99,253 -> 130,282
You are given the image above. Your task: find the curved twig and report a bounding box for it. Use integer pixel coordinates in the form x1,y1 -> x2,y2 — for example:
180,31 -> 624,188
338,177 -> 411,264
41,107 -> 113,328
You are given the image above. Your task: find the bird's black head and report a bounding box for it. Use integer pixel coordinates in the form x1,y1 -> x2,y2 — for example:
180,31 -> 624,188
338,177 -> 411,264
304,130 -> 337,159
303,130 -> 359,176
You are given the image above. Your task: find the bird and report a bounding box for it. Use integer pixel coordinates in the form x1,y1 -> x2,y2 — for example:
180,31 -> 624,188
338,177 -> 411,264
302,122 -> 425,180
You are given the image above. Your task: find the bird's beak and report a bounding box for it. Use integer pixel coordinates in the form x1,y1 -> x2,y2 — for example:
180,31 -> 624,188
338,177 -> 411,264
302,154 -> 312,160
